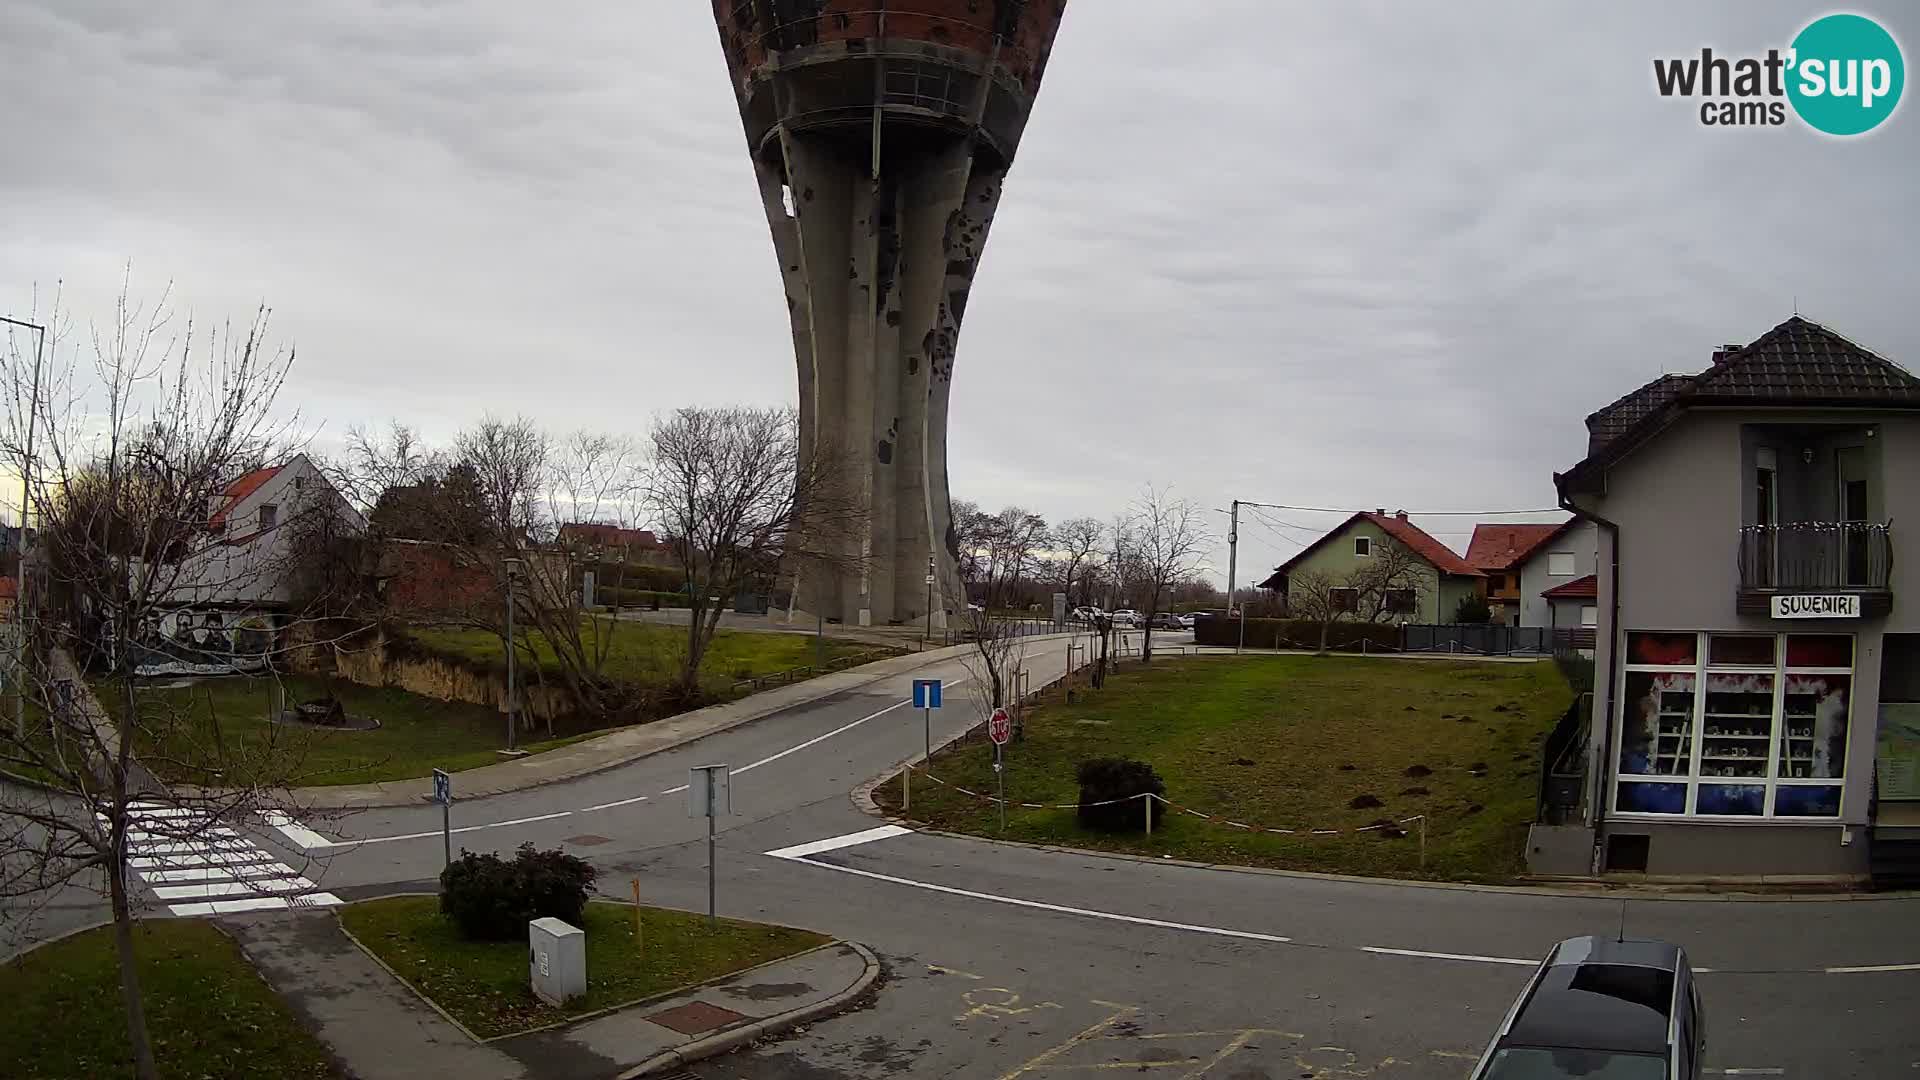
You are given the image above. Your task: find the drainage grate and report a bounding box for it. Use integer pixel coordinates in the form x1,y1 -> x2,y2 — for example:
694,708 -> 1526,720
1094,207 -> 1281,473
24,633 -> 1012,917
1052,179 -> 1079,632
646,1000 -> 750,1035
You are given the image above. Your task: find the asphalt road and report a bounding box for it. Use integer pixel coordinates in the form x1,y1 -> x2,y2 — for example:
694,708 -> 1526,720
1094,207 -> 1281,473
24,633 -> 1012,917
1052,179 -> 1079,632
10,632 -> 1920,1077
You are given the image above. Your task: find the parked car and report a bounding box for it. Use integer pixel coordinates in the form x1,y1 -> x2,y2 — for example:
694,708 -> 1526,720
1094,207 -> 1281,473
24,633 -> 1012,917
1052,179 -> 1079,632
1469,936 -> 1704,1080
1177,612 -> 1199,629
1109,609 -> 1140,626
1071,606 -> 1103,623
1148,612 -> 1184,630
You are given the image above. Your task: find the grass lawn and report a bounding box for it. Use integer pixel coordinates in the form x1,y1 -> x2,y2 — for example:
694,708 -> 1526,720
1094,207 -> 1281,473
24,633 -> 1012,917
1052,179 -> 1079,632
878,654 -> 1575,883
340,896 -> 830,1038
106,676 -> 596,787
0,919 -> 336,1080
408,620 -> 890,698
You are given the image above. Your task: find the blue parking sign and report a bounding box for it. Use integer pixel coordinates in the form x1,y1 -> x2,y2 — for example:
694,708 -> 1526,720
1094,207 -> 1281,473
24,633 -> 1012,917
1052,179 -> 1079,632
912,678 -> 942,709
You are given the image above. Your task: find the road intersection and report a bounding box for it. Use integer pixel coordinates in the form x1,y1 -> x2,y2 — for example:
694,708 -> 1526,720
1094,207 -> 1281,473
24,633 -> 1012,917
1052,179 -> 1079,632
13,633 -> 1919,1076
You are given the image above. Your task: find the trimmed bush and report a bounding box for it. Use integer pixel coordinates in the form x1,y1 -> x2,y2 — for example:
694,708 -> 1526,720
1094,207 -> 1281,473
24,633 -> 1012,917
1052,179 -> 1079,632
439,842 -> 598,940
1075,757 -> 1165,832
1190,617 -> 1399,652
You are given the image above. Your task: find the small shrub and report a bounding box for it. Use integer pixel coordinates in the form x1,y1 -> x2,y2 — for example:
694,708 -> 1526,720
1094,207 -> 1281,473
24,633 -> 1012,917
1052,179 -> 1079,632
1452,594 -> 1493,624
439,842 -> 598,941
1076,757 -> 1165,832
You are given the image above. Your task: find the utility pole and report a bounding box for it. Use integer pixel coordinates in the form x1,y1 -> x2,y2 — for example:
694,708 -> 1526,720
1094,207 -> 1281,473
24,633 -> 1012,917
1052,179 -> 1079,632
1225,500 -> 1243,655
923,552 -> 934,650
503,557 -> 521,752
3,317 -> 45,739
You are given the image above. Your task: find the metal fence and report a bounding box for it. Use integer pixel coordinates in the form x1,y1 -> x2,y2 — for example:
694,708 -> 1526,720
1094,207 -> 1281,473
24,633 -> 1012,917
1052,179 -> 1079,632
1400,624 -> 1590,656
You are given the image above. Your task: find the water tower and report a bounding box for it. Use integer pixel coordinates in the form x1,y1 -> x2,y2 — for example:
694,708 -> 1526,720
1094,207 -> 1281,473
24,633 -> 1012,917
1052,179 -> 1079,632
713,1 -> 1068,627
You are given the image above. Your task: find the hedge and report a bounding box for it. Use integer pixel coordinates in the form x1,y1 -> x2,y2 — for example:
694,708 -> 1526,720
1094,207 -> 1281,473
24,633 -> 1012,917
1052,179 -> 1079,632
1190,616 -> 1400,651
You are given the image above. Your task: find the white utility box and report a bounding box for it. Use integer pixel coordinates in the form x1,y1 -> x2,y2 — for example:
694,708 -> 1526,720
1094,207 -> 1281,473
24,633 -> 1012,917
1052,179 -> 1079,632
528,917 -> 586,1006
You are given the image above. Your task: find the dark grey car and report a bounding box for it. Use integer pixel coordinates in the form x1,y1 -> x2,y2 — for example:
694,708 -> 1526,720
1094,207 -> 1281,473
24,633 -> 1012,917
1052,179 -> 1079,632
1469,936 -> 1705,1080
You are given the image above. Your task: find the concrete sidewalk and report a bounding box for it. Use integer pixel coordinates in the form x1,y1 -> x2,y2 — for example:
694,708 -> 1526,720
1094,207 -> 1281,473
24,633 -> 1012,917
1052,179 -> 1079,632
289,632 -> 1082,810
221,908 -> 877,1080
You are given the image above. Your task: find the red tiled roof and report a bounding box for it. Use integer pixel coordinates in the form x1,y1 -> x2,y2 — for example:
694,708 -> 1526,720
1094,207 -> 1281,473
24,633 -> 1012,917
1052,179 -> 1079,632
1266,511 -> 1482,585
1541,574 -> 1598,600
1464,523 -> 1567,573
209,466 -> 281,528
1364,512 -> 1481,576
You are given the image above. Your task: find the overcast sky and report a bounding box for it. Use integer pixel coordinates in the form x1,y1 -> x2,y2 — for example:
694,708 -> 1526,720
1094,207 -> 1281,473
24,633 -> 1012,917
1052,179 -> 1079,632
2,1 -> 1915,584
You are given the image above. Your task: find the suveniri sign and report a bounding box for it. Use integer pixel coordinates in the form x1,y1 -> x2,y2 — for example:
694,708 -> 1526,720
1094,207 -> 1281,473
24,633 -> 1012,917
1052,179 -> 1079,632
1771,594 -> 1862,618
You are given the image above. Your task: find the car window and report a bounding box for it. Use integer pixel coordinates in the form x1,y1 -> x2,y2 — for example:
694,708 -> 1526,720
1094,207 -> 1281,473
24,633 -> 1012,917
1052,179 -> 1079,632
1482,1047 -> 1667,1079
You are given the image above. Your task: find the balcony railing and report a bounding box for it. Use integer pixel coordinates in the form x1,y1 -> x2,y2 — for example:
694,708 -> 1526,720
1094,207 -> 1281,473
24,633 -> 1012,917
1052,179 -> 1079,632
1737,521 -> 1893,592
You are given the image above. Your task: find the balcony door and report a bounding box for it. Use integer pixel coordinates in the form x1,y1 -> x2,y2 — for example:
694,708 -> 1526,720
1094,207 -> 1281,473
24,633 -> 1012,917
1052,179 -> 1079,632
1838,446 -> 1869,586
1755,448 -> 1778,588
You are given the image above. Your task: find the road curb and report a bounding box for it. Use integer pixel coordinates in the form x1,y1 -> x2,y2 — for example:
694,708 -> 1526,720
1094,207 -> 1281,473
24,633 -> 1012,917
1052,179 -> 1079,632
612,941 -> 882,1079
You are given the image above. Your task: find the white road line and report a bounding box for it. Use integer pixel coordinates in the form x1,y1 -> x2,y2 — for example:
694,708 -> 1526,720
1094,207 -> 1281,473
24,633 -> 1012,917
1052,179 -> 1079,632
1825,962 -> 1920,974
580,796 -> 649,812
130,840 -> 258,857
318,810 -> 575,850
262,811 -> 333,851
142,864 -> 296,885
770,852 -> 1291,944
151,877 -> 316,901
1360,947 -> 1537,967
129,827 -> 240,844
1711,1069 -> 1786,1076
164,894 -> 341,917
659,784 -> 689,795
735,675 -> 974,777
132,850 -> 282,871
764,825 -> 912,860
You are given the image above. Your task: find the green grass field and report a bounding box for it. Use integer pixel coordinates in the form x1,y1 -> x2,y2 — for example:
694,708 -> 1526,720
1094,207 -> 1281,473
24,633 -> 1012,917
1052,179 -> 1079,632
107,676 -> 593,787
340,896 -> 830,1038
408,620 -> 888,698
0,920 -> 337,1080
878,654 -> 1574,882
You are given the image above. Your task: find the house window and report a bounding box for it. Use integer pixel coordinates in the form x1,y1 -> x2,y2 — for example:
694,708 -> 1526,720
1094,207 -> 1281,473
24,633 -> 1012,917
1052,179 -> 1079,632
1580,605 -> 1597,627
1548,552 -> 1576,577
1330,587 -> 1359,613
1614,631 -> 1851,819
259,504 -> 278,530
1384,588 -> 1416,615
293,474 -> 307,491
1353,536 -> 1371,558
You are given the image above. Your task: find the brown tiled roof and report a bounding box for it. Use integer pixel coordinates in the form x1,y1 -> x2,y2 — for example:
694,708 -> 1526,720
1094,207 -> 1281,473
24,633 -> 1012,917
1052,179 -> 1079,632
1464,523 -> 1567,573
1560,316 -> 1920,493
1690,317 -> 1920,403
1541,574 -> 1598,600
1585,374 -> 1691,454
1266,511 -> 1482,585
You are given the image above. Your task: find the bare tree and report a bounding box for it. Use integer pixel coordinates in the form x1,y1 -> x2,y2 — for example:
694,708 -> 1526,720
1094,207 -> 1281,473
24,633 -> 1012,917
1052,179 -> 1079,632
1127,487 -> 1211,663
0,281 -> 331,1080
975,506 -> 1048,611
643,407 -> 864,699
1048,517 -> 1104,608
1284,568 -> 1350,653
1347,536 -> 1432,624
949,498 -> 986,598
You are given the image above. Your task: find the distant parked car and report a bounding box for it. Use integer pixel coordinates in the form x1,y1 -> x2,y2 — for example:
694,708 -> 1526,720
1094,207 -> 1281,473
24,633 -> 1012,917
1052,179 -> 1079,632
1071,606 -> 1102,623
1177,612 -> 1198,629
1468,936 -> 1704,1080
1109,609 -> 1140,626
1148,612 -> 1184,630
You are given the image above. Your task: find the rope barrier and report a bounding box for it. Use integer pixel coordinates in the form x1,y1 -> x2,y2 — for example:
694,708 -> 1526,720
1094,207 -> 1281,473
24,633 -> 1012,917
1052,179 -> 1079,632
902,764 -> 1428,836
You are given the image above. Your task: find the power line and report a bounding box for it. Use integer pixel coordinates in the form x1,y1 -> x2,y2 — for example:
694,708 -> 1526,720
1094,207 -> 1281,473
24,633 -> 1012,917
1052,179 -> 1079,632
1236,499 -> 1564,517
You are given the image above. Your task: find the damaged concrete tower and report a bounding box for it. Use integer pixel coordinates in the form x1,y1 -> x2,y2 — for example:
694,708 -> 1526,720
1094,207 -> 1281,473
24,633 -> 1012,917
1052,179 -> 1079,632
713,1 -> 1068,627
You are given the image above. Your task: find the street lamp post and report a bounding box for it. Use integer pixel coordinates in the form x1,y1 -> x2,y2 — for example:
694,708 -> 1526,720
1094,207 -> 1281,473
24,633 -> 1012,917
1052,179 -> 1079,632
2,317 -> 46,739
503,557 -> 522,752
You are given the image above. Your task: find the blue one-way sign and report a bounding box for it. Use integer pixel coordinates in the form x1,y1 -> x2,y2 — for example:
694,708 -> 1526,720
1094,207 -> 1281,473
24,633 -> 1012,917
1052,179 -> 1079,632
912,678 -> 943,709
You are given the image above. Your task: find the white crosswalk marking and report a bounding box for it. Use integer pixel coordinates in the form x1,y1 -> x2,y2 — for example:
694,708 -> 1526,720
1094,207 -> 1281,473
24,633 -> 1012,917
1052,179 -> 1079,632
105,805 -> 340,916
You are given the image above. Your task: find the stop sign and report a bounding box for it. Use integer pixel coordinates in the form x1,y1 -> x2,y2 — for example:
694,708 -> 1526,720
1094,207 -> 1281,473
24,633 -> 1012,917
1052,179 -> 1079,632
988,708 -> 1012,746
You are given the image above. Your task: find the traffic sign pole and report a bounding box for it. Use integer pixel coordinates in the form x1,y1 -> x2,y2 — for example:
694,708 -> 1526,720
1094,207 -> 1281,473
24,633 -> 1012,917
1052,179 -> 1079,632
988,707 -> 1011,831
995,741 -> 1006,831
432,768 -> 453,867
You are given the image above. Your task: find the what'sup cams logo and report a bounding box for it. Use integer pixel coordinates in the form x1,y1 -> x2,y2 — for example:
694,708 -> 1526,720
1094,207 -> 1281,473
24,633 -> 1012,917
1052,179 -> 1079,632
1654,12 -> 1904,135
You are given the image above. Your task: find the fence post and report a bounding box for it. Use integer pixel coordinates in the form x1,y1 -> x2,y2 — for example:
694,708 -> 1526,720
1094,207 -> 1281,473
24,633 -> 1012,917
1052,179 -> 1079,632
1419,816 -> 1427,868
1362,637 -> 1369,656
1143,792 -> 1153,835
